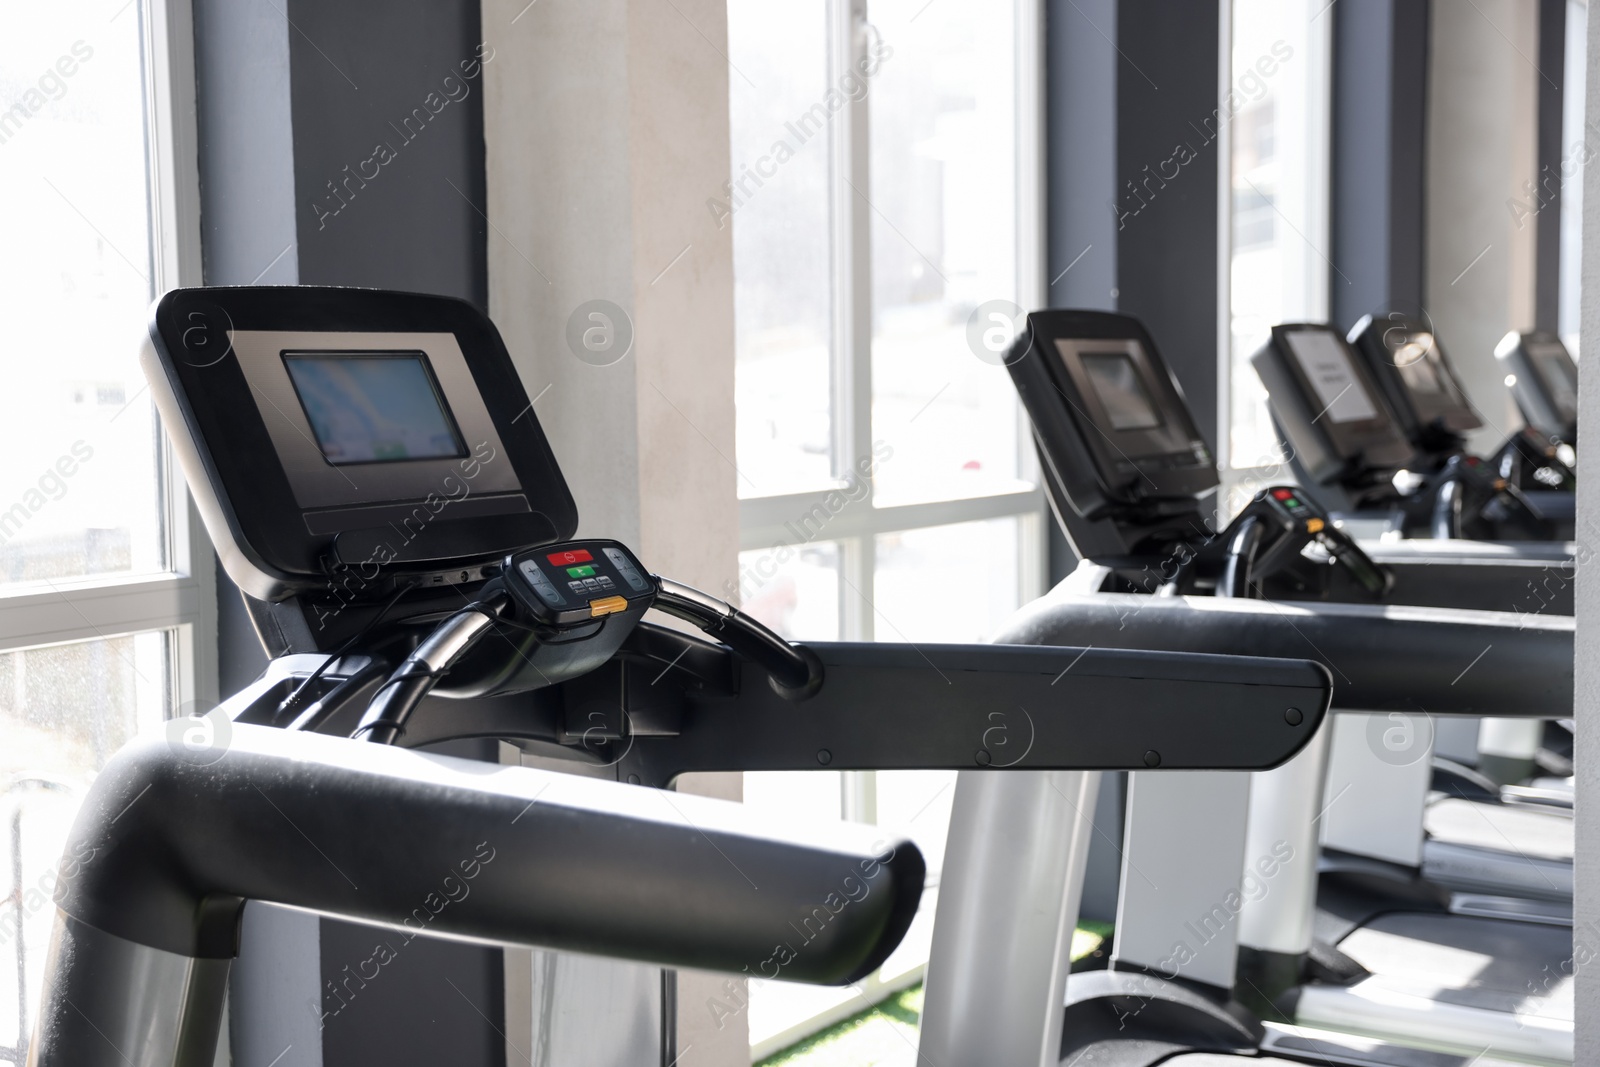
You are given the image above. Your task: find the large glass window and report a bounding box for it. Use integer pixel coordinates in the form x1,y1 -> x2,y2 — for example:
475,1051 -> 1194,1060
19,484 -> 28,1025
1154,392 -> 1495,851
1223,0 -> 1331,511
727,0 -> 1045,1055
0,3 -> 207,1061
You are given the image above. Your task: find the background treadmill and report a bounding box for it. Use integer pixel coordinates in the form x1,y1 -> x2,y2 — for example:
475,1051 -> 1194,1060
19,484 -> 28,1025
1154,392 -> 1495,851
933,307 -> 1577,1066
1254,321 -> 1574,542
1347,314 -> 1574,528
1496,329 -> 1579,449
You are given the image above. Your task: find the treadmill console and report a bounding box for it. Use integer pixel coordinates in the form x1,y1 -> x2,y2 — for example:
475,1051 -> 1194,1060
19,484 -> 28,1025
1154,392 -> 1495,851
1251,323 -> 1414,494
143,287 -> 578,602
1496,329 -> 1578,443
1003,310 -> 1215,557
1348,313 -> 1482,456
506,539 -> 658,628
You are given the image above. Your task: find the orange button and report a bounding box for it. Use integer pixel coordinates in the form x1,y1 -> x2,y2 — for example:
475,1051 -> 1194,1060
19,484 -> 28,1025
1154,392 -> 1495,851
589,595 -> 629,617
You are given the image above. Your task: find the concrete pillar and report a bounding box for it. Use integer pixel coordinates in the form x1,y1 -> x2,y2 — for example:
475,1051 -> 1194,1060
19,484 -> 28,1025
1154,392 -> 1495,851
1426,0 -> 1541,453
1572,0 -> 1600,1054
480,1 -> 744,1063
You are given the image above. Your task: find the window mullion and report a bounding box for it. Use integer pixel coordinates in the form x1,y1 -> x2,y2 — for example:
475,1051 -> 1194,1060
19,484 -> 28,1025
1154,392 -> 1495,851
828,0 -> 875,488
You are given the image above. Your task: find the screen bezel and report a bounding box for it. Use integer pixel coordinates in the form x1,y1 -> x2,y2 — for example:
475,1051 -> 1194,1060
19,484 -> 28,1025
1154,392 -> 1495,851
148,287 -> 578,600
1373,326 -> 1482,434
1527,340 -> 1579,424
1051,337 -> 1205,464
1273,324 -> 1411,466
234,330 -> 523,510
1281,328 -> 1381,425
282,350 -> 469,467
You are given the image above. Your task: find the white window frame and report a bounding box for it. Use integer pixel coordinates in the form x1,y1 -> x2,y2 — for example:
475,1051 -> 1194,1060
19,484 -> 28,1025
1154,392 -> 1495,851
0,0 -> 215,709
736,0 -> 1050,642
739,1 -> 1047,1051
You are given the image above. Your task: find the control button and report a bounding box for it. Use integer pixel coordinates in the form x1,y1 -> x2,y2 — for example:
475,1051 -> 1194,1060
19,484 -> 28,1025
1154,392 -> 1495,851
568,580 -> 586,593
603,547 -> 651,592
583,578 -> 602,591
589,595 -> 629,618
1271,489 -> 1294,502
547,548 -> 594,566
597,576 -> 615,590
1305,517 -> 1325,534
566,564 -> 597,578
518,560 -> 566,605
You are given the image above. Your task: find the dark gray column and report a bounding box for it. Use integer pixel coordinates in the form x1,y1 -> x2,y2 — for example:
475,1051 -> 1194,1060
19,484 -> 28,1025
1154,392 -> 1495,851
1047,0 -> 1118,312
192,2 -> 502,1064
286,0 -> 487,306
1114,0 -> 1222,449
1329,0 -> 1429,333
1536,0 -> 1567,332
1045,0 -> 1214,925
1044,0 -> 1120,588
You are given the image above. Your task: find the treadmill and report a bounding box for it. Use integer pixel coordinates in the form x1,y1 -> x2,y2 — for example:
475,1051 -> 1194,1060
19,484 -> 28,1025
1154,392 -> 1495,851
918,309 -> 1575,1067
1253,320 -> 1574,545
1496,329 -> 1578,451
1256,320 -> 1576,794
31,286 -> 1343,1067
1012,311 -> 1570,909
1346,314 -> 1575,528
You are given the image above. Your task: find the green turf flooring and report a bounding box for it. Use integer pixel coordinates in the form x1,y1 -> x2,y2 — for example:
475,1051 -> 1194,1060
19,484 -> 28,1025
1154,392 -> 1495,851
755,923 -> 1113,1066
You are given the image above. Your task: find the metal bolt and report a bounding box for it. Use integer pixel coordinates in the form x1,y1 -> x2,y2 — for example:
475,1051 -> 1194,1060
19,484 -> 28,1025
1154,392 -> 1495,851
1285,707 -> 1304,726
1143,750 -> 1161,768
816,749 -> 832,766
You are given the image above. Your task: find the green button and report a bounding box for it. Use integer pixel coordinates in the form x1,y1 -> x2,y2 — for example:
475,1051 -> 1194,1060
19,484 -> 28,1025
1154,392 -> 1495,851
566,564 -> 596,578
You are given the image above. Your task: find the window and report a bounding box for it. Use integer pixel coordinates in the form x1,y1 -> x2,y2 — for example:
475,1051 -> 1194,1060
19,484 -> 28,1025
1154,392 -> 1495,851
726,0 -> 1046,1054
1222,0 -> 1331,512
0,2 -> 208,1060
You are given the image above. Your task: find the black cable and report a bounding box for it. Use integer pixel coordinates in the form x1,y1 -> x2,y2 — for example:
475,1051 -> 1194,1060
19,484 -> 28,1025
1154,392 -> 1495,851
276,581 -> 420,720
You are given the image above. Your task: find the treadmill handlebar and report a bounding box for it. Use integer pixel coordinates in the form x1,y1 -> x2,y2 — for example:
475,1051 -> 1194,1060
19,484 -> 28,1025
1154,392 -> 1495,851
49,724 -> 923,984
653,577 -> 825,699
1004,590 -> 1572,718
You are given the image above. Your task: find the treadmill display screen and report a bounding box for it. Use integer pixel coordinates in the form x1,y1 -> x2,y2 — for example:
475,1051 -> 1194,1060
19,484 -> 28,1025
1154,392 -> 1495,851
284,351 -> 467,465
1284,331 -> 1379,424
1392,334 -> 1446,396
1529,342 -> 1578,415
1080,351 -> 1163,431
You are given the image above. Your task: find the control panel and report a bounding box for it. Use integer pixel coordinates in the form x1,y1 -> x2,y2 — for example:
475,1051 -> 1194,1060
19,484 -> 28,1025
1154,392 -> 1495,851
506,539 -> 658,627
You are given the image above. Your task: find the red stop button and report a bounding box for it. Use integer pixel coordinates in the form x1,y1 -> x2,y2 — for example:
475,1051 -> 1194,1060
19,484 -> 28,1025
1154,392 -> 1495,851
547,548 -> 594,566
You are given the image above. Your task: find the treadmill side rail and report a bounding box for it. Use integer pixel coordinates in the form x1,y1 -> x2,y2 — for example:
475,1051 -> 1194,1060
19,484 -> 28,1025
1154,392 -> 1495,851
614,641 -> 1331,785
